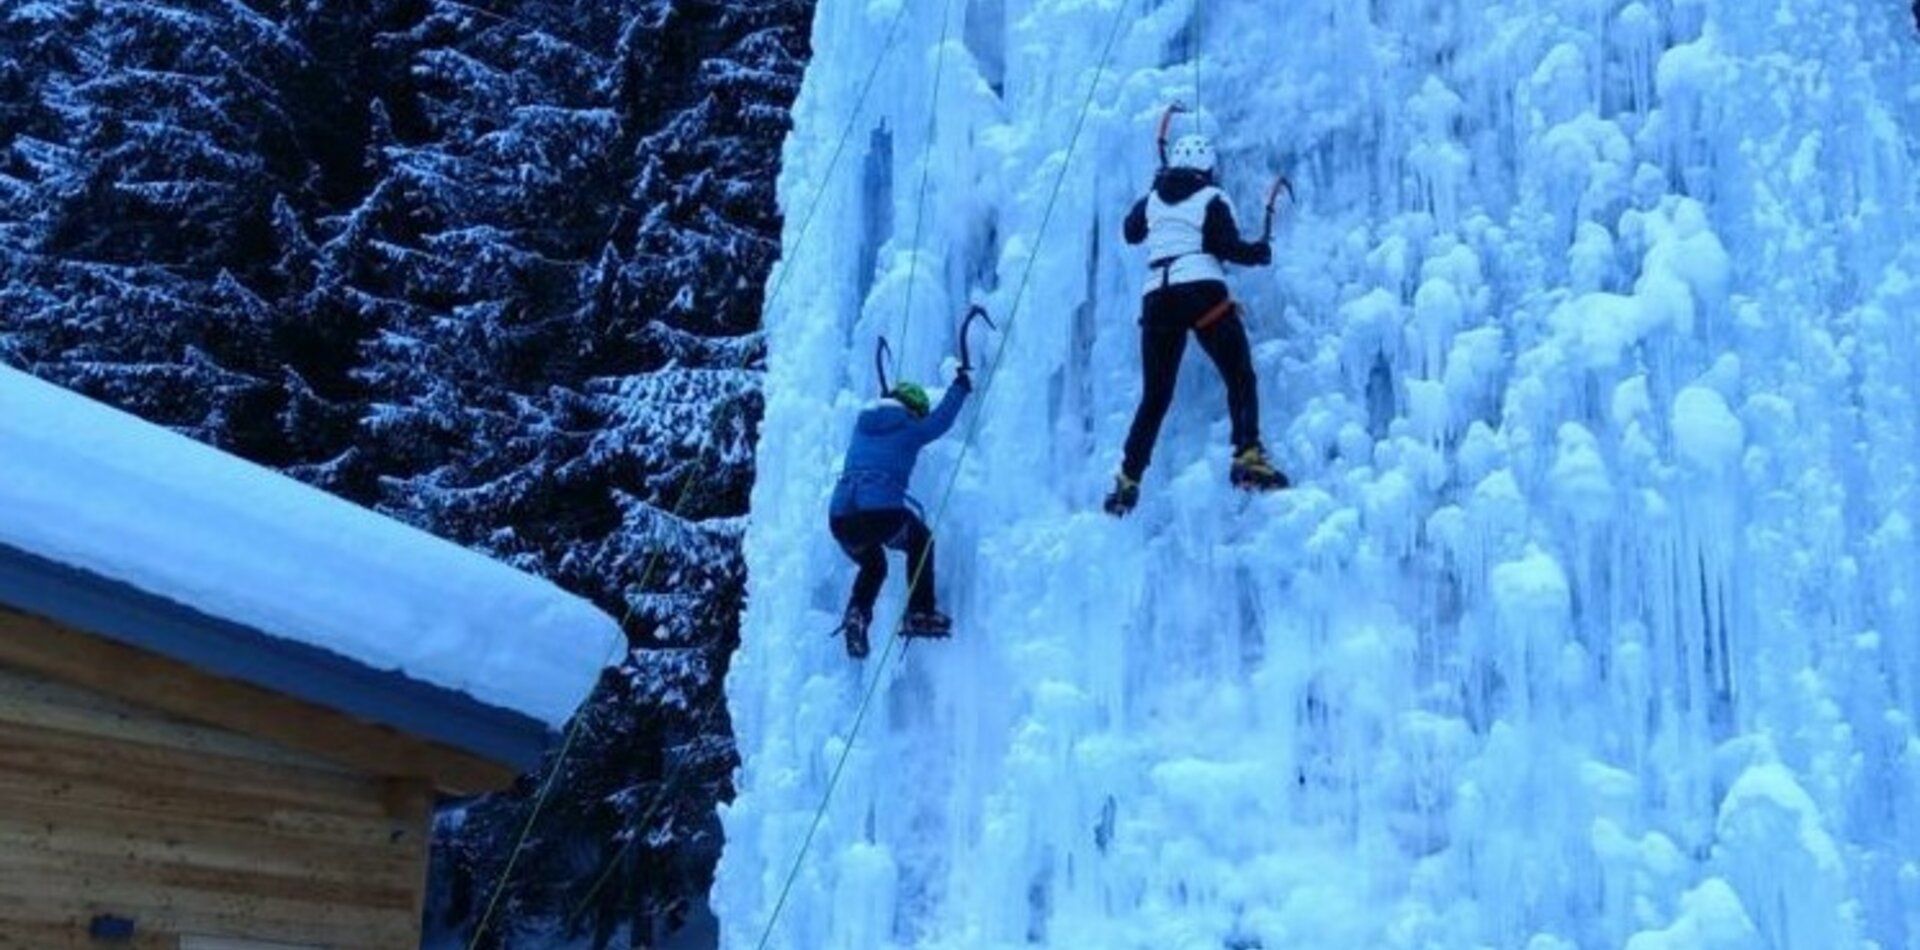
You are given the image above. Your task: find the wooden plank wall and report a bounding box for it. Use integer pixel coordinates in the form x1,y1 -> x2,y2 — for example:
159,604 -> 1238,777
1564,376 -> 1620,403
0,664 -> 433,949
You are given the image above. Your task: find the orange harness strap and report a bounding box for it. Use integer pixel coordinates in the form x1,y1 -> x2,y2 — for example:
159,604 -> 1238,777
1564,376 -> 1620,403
1194,298 -> 1237,331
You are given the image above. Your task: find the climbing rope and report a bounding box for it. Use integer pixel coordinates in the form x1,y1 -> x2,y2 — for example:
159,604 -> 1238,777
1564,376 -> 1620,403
467,471 -> 700,948
751,0 -> 1139,946
891,0 -> 959,382
1189,0 -> 1203,121
560,659 -> 737,927
466,3 -> 917,946
750,615 -> 913,950
758,3 -> 915,325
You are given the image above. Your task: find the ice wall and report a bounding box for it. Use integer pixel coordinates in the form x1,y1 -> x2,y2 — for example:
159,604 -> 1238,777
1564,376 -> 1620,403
719,1 -> 1920,947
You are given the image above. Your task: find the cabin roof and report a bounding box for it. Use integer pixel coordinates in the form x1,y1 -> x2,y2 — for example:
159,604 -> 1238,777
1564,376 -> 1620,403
0,364 -> 618,775
0,540 -> 555,772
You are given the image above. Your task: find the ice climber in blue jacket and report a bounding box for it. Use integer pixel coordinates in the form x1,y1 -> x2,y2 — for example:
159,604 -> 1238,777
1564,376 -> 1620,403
828,367 -> 973,658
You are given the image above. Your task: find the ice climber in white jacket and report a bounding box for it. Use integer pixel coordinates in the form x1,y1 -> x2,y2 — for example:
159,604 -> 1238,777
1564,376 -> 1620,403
1104,133 -> 1289,517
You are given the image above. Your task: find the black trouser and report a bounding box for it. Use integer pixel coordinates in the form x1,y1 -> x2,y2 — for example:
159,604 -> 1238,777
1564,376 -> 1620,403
1121,280 -> 1261,480
830,509 -> 937,615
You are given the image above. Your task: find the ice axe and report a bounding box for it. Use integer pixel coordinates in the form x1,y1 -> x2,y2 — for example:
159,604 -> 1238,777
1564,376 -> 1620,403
874,336 -> 894,394
958,305 -> 995,375
1155,102 -> 1190,169
1261,172 -> 1295,243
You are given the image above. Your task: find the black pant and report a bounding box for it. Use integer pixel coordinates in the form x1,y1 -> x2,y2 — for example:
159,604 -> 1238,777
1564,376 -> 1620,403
830,509 -> 937,615
1121,280 -> 1261,480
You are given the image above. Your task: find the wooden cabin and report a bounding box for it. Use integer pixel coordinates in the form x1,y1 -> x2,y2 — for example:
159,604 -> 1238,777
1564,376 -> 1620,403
0,366 -> 613,949
0,543 -> 554,949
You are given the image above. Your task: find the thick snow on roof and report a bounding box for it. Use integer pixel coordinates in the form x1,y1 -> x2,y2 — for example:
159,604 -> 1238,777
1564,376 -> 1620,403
0,363 -> 615,727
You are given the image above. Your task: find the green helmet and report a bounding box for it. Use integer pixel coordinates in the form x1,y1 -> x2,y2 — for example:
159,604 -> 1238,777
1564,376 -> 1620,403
889,382 -> 930,417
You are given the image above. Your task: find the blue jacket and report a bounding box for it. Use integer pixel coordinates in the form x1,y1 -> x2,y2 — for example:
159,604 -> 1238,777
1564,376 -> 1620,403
830,385 -> 970,516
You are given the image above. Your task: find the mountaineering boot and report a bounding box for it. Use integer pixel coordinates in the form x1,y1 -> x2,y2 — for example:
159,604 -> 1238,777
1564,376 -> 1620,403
1103,472 -> 1141,517
901,609 -> 953,639
1230,445 -> 1289,492
840,605 -> 872,659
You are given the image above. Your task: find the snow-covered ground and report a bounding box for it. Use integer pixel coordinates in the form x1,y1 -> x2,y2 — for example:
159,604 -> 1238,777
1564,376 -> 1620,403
719,1 -> 1920,947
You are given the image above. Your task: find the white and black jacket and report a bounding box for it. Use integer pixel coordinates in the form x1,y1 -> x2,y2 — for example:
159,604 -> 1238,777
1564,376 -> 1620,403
1123,168 -> 1270,297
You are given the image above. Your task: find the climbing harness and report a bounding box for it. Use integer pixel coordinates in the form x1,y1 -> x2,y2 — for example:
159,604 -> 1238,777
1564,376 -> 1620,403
1194,297 -> 1238,331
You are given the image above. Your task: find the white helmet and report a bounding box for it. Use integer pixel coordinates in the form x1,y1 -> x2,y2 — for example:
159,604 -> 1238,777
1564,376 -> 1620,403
1168,134 -> 1216,173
